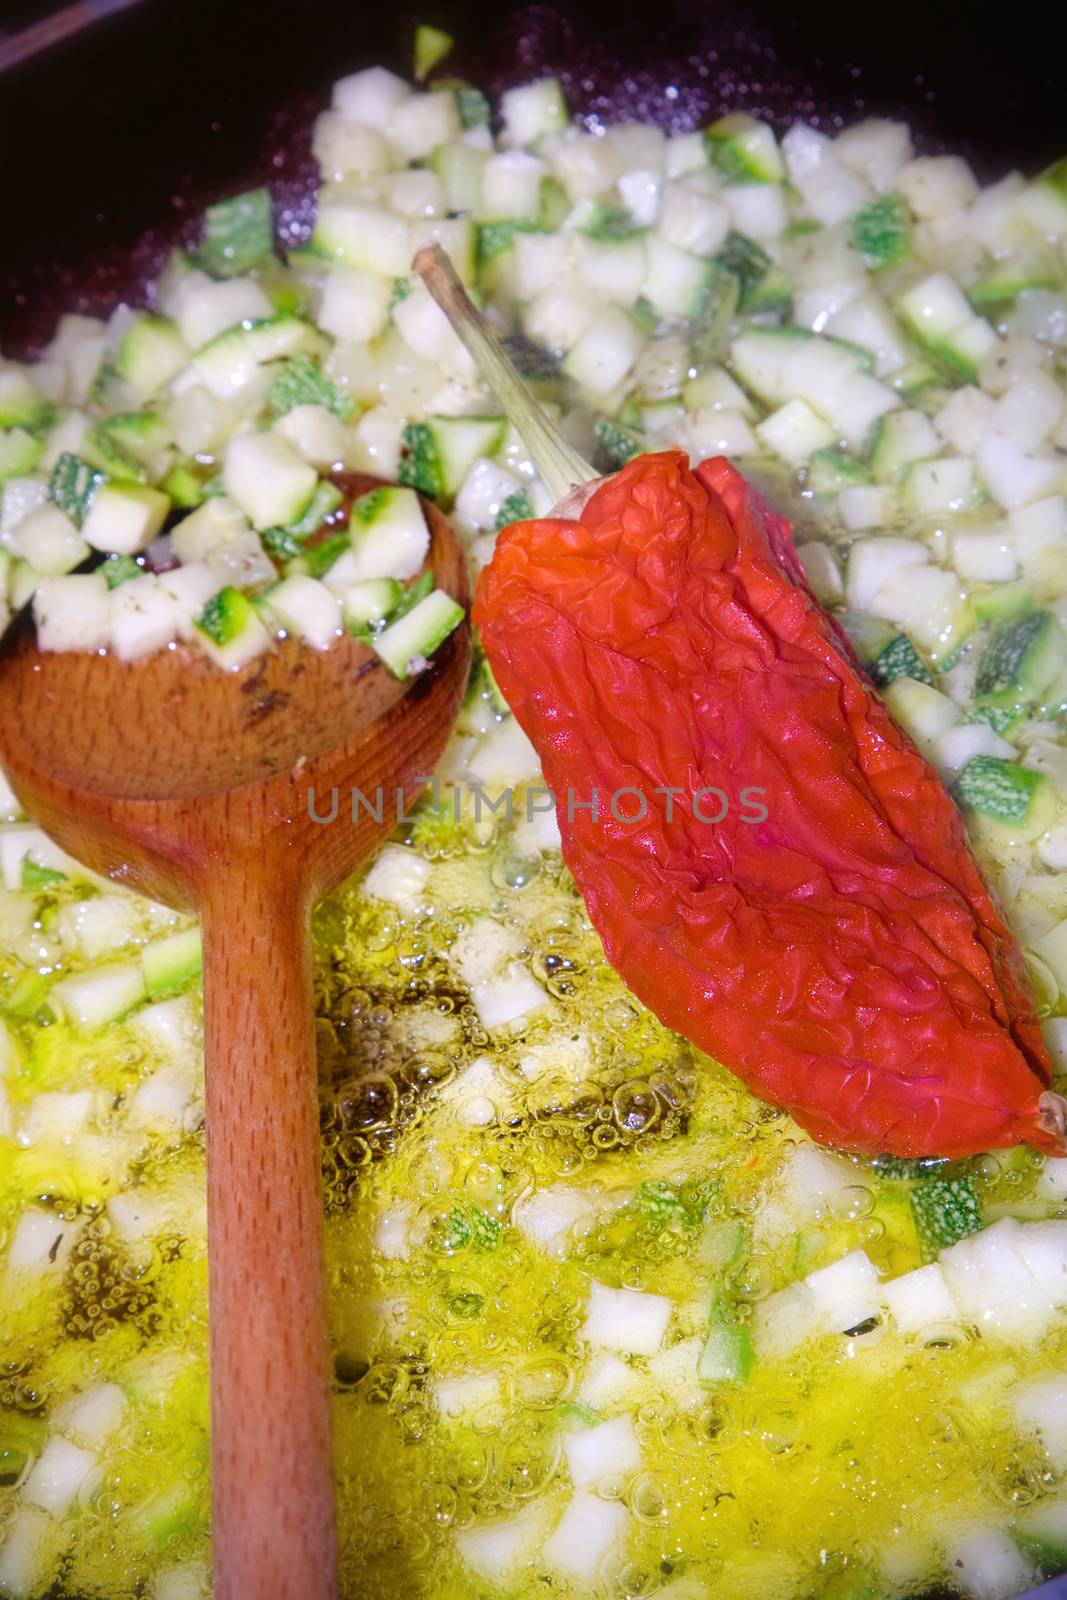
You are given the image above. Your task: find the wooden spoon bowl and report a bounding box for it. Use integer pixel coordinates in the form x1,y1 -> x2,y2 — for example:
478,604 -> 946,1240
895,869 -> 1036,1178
0,476 -> 471,1600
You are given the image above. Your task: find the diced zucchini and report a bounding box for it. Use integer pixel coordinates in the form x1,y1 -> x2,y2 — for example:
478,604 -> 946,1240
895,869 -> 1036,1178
456,84 -> 491,130
142,928 -> 202,999
82,483 -> 170,555
49,451 -> 104,526
704,113 -> 784,184
192,585 -> 272,669
0,427 -> 43,484
756,398 -> 836,467
117,315 -> 189,400
954,755 -> 1054,840
340,578 -> 402,636
348,484 -> 430,582
89,411 -> 174,484
50,962 -> 146,1028
974,612 -> 1067,713
373,589 -> 464,678
850,193 -> 910,270
909,1174 -> 983,1262
101,553 -> 143,590
414,24 -> 453,80
261,574 -> 342,649
593,417 -> 646,474
715,231 -> 791,312
882,677 -> 961,756
499,79 -> 568,148
199,187 -> 275,279
806,449 -> 871,497
642,237 -> 714,320
562,307 -> 645,397
870,633 -> 934,688
109,574 -> 180,661
222,432 -> 317,529
33,573 -> 111,652
0,367 -> 54,431
268,354 -> 355,420
432,142 -> 490,213
729,325 -> 814,407
698,1320 -> 755,1385
1016,156 -> 1067,238
970,242 -> 1061,308
868,409 -> 941,483
312,200 -> 412,277
9,502 -> 89,575
398,416 -> 506,504
897,272 -> 997,382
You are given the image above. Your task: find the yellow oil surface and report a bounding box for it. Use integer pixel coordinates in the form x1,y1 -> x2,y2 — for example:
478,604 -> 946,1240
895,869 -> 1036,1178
0,784 -> 1064,1599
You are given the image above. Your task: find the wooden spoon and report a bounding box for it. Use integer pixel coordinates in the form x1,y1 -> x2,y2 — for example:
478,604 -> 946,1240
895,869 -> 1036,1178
0,475 -> 471,1600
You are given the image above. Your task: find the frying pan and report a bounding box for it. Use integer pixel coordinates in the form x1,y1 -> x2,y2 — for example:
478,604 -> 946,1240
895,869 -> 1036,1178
1,2 -> 1066,1597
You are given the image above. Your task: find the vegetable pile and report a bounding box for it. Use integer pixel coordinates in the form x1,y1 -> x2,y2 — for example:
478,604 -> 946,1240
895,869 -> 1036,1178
0,41 -> 1065,1600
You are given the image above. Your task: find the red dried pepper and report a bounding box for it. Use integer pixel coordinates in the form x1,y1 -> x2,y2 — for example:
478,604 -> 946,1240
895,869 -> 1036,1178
474,448 -> 1063,1160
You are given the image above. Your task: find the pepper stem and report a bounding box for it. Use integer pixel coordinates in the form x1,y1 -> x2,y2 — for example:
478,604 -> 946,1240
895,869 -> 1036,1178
413,244 -> 597,505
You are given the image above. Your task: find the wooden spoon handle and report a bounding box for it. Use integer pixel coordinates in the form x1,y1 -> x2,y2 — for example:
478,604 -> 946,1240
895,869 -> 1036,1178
200,867 -> 337,1600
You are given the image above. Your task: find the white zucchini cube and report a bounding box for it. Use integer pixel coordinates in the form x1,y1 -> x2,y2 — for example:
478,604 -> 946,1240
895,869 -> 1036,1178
685,408 -> 759,460
10,502 -> 88,573
897,156 -> 978,219
563,1414 -> 641,1489
796,539 -> 845,604
725,181 -> 788,239
576,1351 -> 639,1410
0,475 -> 49,542
562,307 -> 645,396
1012,1221 -> 1067,1308
976,429 -> 1064,510
0,1508 -> 54,1599
318,266 -> 392,343
617,168 -> 662,227
313,201 -> 412,278
940,1219 -> 1053,1336
169,496 -> 248,565
454,458 -> 522,534
805,1249 -> 883,1334
177,276 -> 273,351
903,457 -> 974,516
834,118 -> 913,192
50,962 -> 146,1028
361,844 -> 430,915
34,572 -> 111,653
350,407 -> 405,480
455,1504 -> 549,1584
204,531 -> 276,593
387,91 -> 460,161
53,1384 -> 126,1449
756,398 -> 836,467
1015,1378 -> 1067,1472
480,151 -> 545,221
753,1282 -> 821,1358
573,236 -> 648,306
1010,495 -> 1067,562
500,78 -> 569,147
392,282 -> 472,372
658,182 -> 730,255
469,964 -> 548,1031
898,272 -> 973,339
274,404 -> 350,470
311,112 -> 392,181
512,1184 -> 593,1256
331,66 -> 411,127
82,484 -> 170,555
935,386 -> 996,455
883,1263 -> 958,1335
6,1208 -> 77,1272
642,236 -> 712,319
222,431 -> 317,529
524,282 -> 598,354
837,485 -> 894,532
580,1279 -> 672,1356
467,718 -> 540,785
542,1491 -> 629,1582
845,536 -> 928,610
513,231 -> 574,299
384,168 -> 446,220
262,575 -> 341,650
991,370 -> 1064,451
934,722 -> 1014,776
109,575 -> 179,662
22,1435 -> 97,1517
950,526 -> 1017,583
945,1528 -> 1033,1600
157,562 -> 223,640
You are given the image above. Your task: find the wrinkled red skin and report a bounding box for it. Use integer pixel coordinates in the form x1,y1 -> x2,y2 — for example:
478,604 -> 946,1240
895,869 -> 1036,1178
474,451 -> 1058,1160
